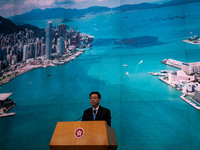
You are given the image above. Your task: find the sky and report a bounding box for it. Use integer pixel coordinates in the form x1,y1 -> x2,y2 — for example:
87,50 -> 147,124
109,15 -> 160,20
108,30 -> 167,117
0,0 -> 171,18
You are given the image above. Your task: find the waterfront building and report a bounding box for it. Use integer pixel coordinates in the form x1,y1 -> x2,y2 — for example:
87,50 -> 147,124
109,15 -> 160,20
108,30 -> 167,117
65,40 -> 69,49
176,80 -> 195,93
7,54 -> 12,65
198,66 -> 200,74
1,48 -> 7,61
41,44 -> 45,56
182,63 -> 194,75
182,62 -> 200,75
41,37 -> 45,45
23,45 -> 29,62
7,46 -> 11,54
29,43 -> 34,58
30,30 -> 34,39
68,39 -> 71,46
45,21 -> 52,60
11,55 -> 17,65
71,36 -> 77,45
52,44 -> 56,53
26,58 -> 34,64
69,45 -> 76,52
10,49 -> 14,56
76,30 -> 80,45
34,42 -> 39,58
58,24 -> 67,38
168,70 -> 195,84
195,85 -> 200,103
54,33 -> 58,45
26,32 -> 29,39
13,46 -> 17,55
57,37 -> 65,53
0,61 -> 2,71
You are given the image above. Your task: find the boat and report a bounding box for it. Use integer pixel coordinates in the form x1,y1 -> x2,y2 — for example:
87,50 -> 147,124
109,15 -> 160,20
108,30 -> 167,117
161,70 -> 170,73
139,60 -> 143,64
149,72 -> 166,76
123,64 -> 128,67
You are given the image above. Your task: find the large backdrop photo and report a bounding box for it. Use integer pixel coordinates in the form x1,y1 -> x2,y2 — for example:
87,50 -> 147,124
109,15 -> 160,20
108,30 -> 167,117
1,0 -> 200,150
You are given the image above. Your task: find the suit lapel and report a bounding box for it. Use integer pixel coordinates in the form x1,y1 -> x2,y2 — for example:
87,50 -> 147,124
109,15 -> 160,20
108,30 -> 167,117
95,106 -> 102,120
89,107 -> 93,120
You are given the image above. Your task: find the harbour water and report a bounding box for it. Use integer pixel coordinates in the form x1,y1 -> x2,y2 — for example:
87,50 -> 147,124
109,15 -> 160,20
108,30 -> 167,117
1,2 -> 200,150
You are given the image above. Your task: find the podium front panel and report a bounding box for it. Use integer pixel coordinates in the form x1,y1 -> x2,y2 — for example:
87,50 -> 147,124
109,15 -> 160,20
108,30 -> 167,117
49,121 -> 112,150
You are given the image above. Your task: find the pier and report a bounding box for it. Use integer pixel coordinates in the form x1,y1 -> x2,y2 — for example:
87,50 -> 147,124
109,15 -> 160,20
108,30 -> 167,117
181,94 -> 200,109
0,93 -> 16,117
161,58 -> 182,69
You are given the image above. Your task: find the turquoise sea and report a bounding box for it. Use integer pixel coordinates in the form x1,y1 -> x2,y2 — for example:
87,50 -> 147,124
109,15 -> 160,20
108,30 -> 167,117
1,2 -> 200,150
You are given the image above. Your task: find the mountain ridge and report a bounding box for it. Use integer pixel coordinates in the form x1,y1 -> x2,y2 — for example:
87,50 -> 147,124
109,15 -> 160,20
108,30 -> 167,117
6,0 -> 200,25
0,16 -> 44,35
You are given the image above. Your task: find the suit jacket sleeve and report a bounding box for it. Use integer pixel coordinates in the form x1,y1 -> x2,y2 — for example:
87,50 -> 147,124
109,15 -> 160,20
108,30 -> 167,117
106,109 -> 111,127
82,108 -> 93,121
82,110 -> 87,121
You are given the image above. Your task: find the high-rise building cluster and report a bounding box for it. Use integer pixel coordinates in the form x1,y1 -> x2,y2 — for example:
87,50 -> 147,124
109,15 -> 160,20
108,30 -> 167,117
0,21 -> 94,72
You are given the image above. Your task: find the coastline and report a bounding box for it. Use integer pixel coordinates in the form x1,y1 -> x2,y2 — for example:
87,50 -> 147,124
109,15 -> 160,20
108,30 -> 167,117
0,49 -> 85,86
150,58 -> 200,109
181,94 -> 200,109
159,76 -> 200,109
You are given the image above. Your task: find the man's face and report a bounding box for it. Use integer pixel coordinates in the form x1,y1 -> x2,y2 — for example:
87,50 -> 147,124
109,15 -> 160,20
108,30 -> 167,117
90,94 -> 100,108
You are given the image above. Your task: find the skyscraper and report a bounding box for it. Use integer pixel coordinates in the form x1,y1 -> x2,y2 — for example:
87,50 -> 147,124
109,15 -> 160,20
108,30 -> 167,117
45,21 -> 52,60
57,37 -> 65,53
34,42 -> 38,59
41,44 -> 45,56
23,45 -> 29,62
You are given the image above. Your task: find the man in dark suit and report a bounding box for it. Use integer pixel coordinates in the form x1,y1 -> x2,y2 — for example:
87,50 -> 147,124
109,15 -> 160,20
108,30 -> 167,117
82,91 -> 111,126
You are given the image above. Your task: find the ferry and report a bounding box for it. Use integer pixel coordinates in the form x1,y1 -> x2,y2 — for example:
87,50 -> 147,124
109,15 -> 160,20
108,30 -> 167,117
149,72 -> 166,76
139,60 -> 143,64
0,93 -> 16,118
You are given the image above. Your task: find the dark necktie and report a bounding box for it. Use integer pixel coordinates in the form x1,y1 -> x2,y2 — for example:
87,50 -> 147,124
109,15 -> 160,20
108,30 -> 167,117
93,109 -> 97,120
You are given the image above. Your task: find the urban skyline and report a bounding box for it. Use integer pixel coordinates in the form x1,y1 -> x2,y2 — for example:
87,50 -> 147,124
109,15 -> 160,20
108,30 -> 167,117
0,20 -> 94,85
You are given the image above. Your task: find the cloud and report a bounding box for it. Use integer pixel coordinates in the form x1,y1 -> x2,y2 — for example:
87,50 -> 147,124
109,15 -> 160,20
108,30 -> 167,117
23,0 -> 55,7
0,4 -> 15,17
0,4 -> 14,10
74,0 -> 88,2
97,0 -> 107,2
0,0 -> 14,6
73,0 -> 108,3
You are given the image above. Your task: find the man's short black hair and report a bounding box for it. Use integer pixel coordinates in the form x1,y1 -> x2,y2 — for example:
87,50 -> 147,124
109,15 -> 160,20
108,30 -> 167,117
89,91 -> 101,99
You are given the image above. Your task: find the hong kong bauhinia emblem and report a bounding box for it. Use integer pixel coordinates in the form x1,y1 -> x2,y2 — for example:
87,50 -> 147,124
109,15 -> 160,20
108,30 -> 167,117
74,128 -> 84,139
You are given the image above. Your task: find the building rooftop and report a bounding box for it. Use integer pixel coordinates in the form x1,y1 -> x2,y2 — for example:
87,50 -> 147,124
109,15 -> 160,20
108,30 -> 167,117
0,93 -> 12,101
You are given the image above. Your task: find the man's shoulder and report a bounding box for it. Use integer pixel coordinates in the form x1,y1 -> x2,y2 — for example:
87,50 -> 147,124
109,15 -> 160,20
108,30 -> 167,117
84,107 -> 92,112
99,106 -> 110,112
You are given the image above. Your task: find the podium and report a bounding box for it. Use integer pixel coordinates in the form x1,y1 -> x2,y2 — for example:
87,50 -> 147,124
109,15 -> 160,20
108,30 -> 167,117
49,121 -> 118,150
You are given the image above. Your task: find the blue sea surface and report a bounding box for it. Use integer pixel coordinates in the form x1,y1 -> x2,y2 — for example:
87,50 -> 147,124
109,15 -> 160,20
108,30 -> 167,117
1,2 -> 200,150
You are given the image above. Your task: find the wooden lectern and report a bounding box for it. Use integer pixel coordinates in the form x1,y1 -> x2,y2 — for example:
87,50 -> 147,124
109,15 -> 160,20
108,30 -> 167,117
49,121 -> 118,150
